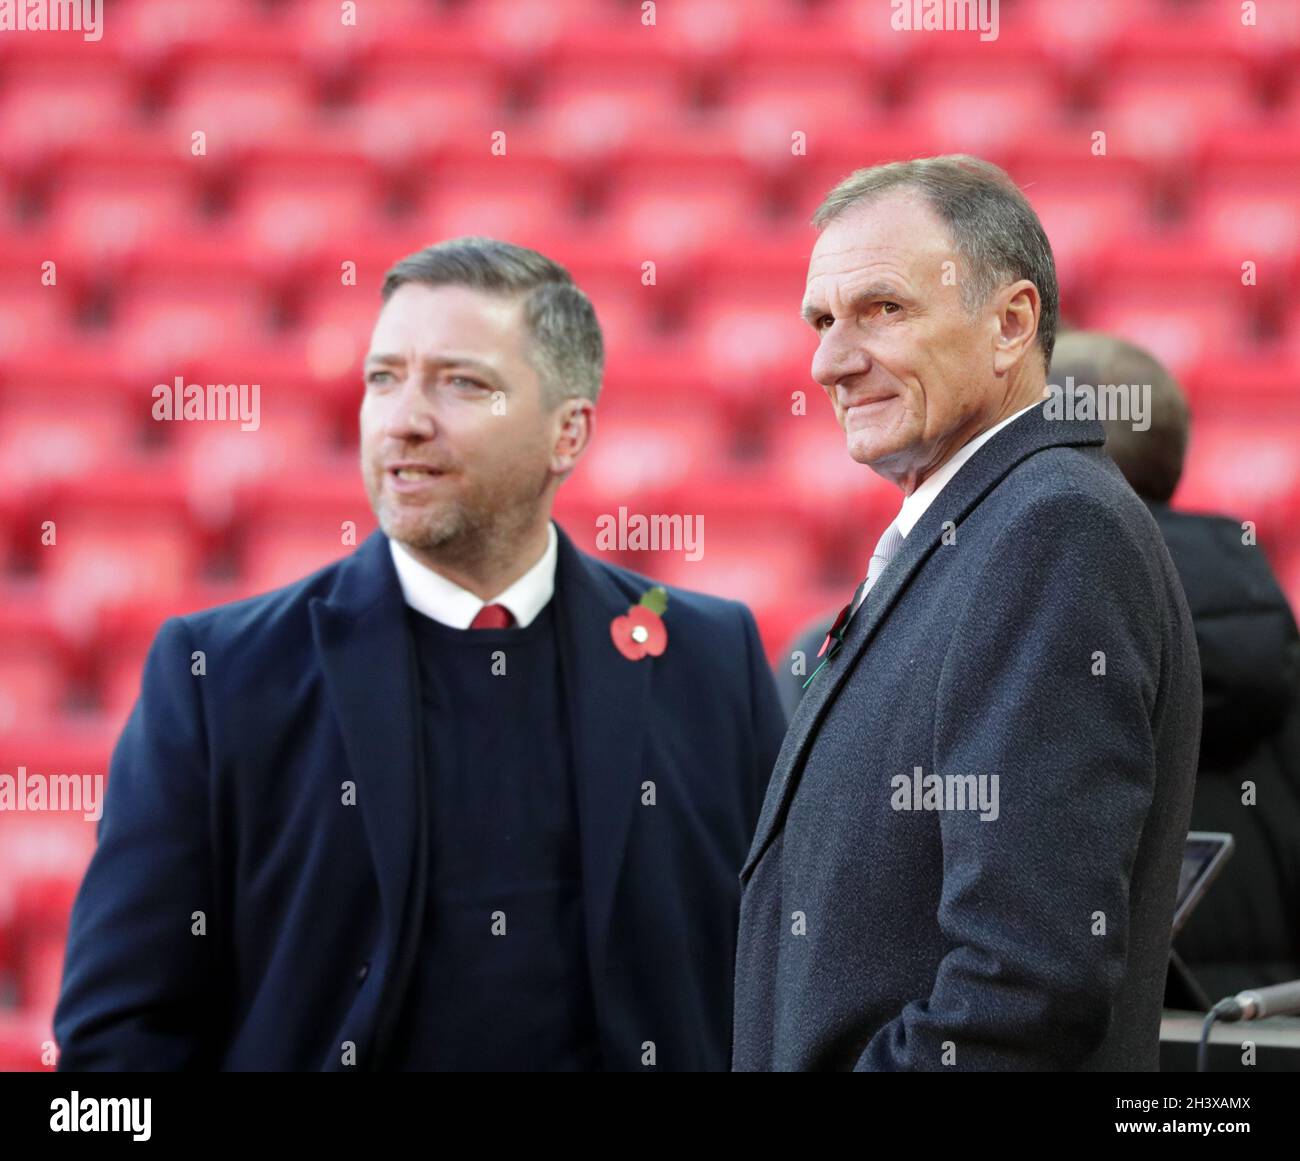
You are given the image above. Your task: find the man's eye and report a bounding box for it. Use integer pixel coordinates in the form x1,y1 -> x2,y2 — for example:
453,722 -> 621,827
450,375 -> 486,390
366,370 -> 394,384
881,302 -> 901,314
816,316 -> 833,331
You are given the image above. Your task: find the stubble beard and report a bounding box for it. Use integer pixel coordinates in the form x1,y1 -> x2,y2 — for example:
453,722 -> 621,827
365,460 -> 548,573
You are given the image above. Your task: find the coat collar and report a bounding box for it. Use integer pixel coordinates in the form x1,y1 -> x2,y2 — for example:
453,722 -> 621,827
740,401 -> 1105,884
388,522 -> 560,629
310,523 -> 650,1067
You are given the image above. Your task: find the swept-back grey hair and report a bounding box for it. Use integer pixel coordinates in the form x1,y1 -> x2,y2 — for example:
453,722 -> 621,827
812,155 -> 1059,368
381,236 -> 604,406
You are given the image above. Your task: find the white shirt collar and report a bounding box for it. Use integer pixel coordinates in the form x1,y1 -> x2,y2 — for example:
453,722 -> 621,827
387,522 -> 558,629
893,401 -> 1040,538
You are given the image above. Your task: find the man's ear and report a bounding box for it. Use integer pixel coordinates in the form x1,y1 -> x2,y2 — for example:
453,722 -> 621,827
992,279 -> 1041,374
551,398 -> 595,475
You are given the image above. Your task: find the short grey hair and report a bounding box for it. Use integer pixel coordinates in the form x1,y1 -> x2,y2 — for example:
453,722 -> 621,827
812,155 -> 1059,368
381,236 -> 604,406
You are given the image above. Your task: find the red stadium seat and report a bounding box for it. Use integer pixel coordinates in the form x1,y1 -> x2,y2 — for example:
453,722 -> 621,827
0,811 -> 95,1002
1105,2 -> 1298,69
1175,415 -> 1300,541
565,263 -> 674,362
0,387 -> 140,499
1022,0 -> 1285,73
685,280 -> 811,399
1017,158 -> 1155,279
0,271 -> 76,372
736,0 -> 915,73
0,1012 -> 52,1072
1183,356 -> 1300,410
98,631 -> 153,732
592,156 -> 766,263
0,61 -> 136,164
240,525 -> 362,595
1284,300 -> 1300,367
1020,0 -> 1156,64
109,0 -> 263,63
224,159 -> 386,264
111,273 -> 275,380
178,4 -> 325,58
0,168 -> 18,240
564,388 -> 732,509
43,156 -> 199,266
1187,160 -> 1300,265
0,641 -> 66,736
271,0 -> 446,64
901,56 -> 1068,158
172,387 -> 335,527
456,0 -> 612,63
412,157 -> 583,251
14,928 -> 67,1025
166,60 -> 317,154
543,0 -> 822,88
347,62 -> 508,162
39,485 -> 198,635
533,58 -> 694,160
238,474 -> 376,594
0,808 -> 98,892
716,60 -> 883,163
647,497 -> 822,612
766,409 -> 901,543
552,494 -> 623,560
293,277 -> 401,387
667,0 -> 806,55
1080,283 -> 1256,380
1093,58 -> 1255,161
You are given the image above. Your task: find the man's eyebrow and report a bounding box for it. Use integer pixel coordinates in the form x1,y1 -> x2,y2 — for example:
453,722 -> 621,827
800,282 -> 909,325
362,352 -> 501,377
800,300 -> 825,326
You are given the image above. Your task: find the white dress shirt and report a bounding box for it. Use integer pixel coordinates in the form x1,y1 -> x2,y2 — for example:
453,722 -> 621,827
388,521 -> 558,629
848,402 -> 1041,616
894,401 -> 1042,537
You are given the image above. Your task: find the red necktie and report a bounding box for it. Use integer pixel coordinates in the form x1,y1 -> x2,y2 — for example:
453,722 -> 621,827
469,603 -> 515,630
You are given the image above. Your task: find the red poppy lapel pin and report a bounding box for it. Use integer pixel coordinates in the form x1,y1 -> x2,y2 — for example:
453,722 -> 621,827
803,600 -> 853,689
611,585 -> 668,661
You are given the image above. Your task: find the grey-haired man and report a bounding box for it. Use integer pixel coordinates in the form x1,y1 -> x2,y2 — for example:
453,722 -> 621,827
733,157 -> 1202,1071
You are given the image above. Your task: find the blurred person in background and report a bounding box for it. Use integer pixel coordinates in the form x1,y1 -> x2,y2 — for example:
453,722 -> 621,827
1051,330 -> 1300,1001
54,237 -> 783,1071
774,606 -> 844,720
733,156 -> 1201,1071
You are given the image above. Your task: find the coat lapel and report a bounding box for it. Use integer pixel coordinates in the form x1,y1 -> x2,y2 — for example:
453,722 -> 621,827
739,512 -> 939,883
550,526 -> 652,1056
310,530 -> 424,1068
308,525 -> 654,1068
740,404 -> 1104,883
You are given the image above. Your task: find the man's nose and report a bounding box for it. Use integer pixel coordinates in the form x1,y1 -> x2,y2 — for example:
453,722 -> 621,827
811,321 -> 872,391
382,376 -> 436,440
